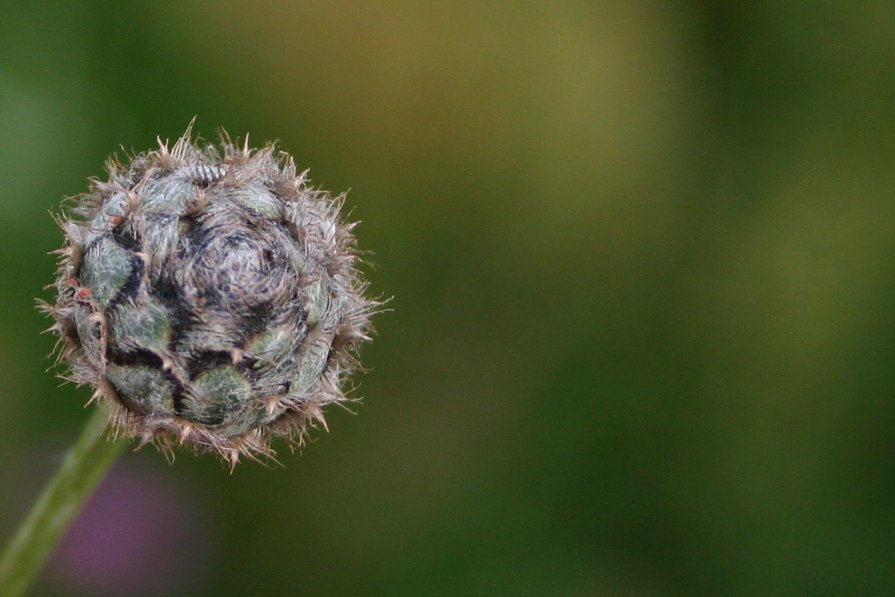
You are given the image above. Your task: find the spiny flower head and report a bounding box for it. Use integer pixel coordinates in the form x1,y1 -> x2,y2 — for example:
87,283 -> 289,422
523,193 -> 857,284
41,125 -> 377,466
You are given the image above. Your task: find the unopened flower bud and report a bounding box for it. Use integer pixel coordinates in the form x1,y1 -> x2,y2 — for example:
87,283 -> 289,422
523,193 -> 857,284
41,125 -> 377,465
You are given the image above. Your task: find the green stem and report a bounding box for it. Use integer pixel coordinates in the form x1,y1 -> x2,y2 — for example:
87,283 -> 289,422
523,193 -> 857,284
0,405 -> 126,597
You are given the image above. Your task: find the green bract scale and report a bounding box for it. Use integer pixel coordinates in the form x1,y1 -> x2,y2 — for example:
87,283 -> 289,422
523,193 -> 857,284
42,127 -> 377,465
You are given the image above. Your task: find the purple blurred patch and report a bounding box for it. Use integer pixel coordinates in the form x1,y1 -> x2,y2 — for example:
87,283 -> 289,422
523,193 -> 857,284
47,463 -> 209,596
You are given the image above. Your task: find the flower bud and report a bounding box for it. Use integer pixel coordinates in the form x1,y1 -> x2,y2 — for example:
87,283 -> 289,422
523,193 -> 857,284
42,126 -> 377,465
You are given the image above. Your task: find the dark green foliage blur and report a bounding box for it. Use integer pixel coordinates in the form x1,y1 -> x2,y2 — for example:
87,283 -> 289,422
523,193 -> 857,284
2,1 -> 894,594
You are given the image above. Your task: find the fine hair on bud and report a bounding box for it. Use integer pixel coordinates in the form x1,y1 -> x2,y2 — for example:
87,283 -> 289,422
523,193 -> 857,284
40,123 -> 379,466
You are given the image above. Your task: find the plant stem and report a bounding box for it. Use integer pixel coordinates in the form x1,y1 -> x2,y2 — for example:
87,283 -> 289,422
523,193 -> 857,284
0,405 -> 126,597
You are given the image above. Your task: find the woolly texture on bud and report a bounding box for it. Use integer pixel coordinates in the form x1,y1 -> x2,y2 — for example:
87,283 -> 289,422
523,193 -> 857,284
42,126 -> 376,465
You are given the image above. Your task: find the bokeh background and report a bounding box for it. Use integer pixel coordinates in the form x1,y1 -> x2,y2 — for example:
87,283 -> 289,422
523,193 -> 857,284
1,1 -> 894,595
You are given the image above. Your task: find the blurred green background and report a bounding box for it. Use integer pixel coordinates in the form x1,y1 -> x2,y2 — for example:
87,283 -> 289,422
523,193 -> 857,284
2,1 -> 894,595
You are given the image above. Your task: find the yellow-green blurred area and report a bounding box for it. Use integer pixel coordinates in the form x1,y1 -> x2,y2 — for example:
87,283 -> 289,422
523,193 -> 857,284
1,1 -> 894,594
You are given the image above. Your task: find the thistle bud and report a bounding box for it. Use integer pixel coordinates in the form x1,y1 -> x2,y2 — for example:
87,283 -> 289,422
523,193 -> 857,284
41,126 -> 377,465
